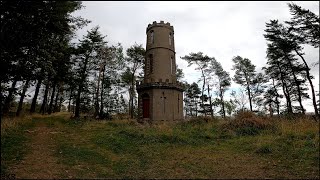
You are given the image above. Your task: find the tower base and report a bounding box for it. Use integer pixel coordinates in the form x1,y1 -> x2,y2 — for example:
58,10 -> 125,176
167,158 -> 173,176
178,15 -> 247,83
137,82 -> 184,121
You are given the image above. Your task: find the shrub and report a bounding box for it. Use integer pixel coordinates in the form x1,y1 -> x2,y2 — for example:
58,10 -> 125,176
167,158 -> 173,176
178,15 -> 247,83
224,111 -> 275,136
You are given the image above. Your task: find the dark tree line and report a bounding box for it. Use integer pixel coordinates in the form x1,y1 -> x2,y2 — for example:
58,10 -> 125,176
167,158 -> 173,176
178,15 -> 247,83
1,1 -> 88,117
1,1 -> 145,119
1,2 -> 319,120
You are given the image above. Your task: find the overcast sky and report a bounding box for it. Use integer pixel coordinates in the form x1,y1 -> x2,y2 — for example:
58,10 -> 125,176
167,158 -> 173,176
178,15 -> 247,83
72,1 -> 319,112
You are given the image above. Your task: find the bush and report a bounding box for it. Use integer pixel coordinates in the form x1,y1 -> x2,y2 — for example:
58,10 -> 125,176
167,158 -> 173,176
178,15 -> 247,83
224,111 -> 275,136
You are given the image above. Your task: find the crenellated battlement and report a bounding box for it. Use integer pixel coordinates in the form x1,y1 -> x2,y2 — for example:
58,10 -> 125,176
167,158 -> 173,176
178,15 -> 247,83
146,20 -> 174,33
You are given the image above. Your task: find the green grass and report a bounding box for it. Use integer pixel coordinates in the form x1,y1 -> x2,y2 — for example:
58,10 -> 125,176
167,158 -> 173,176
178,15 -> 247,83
1,113 -> 319,178
1,117 -> 36,174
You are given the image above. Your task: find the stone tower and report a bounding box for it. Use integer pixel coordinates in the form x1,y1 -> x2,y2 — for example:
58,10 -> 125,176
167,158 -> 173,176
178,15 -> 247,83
136,21 -> 184,122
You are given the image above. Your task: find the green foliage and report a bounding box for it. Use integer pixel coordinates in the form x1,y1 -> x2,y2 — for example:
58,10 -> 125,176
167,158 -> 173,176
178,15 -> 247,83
232,56 -> 256,86
232,56 -> 266,112
184,82 -> 201,117
122,43 -> 145,119
1,1 -> 89,116
286,2 -> 320,47
264,19 -> 312,114
208,59 -> 231,118
181,52 -> 213,115
176,67 -> 184,81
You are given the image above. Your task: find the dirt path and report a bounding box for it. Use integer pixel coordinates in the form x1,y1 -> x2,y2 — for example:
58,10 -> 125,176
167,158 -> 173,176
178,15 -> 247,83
9,122 -> 72,179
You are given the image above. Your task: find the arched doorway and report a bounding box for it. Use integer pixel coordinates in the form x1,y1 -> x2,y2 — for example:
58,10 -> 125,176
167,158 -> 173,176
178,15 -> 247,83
142,93 -> 150,118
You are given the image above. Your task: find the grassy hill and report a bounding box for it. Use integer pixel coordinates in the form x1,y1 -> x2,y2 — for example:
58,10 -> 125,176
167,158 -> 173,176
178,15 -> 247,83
1,112 -> 319,179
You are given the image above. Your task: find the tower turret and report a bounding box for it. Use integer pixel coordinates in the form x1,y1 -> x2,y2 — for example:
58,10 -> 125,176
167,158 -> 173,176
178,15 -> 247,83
144,21 -> 176,83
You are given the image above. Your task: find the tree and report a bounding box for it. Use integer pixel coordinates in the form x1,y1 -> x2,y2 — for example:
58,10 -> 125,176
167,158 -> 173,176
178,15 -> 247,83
184,82 -> 201,117
181,52 -> 211,116
74,26 -> 106,118
262,66 -> 283,115
176,67 -> 185,81
224,100 -> 237,117
208,59 -> 231,118
286,3 -> 320,48
264,43 -> 294,114
230,89 -> 248,112
250,72 -> 268,112
123,43 -> 145,119
285,3 -> 319,117
1,1 -> 88,117
98,44 -> 124,118
232,56 -> 257,112
264,20 -> 310,114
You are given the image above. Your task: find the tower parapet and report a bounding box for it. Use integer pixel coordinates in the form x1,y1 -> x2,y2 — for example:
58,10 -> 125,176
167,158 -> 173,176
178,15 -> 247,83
146,21 -> 174,33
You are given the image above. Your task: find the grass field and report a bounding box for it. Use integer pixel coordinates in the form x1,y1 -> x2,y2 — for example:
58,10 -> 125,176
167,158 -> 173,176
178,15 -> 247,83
1,112 -> 319,179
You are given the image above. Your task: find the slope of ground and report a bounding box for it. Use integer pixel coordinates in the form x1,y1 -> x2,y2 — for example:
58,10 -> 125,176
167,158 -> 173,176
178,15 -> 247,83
1,113 -> 319,179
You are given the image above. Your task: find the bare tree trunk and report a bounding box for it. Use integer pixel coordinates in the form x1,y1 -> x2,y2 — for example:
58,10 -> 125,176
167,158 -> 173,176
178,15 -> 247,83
246,83 -> 253,112
272,78 -> 280,115
201,75 -> 206,116
40,80 -> 50,114
276,62 -> 293,114
47,81 -> 56,114
57,83 -> 64,112
72,97 -> 76,115
16,79 -> 30,116
30,78 -> 42,113
99,68 -> 105,119
53,83 -> 60,113
220,91 -> 226,118
95,65 -> 103,118
68,89 -> 73,112
195,99 -> 198,117
286,57 -> 305,114
207,84 -> 213,118
295,49 -> 319,118
57,82 -> 64,112
75,86 -> 81,118
130,72 -> 135,119
75,55 -> 89,118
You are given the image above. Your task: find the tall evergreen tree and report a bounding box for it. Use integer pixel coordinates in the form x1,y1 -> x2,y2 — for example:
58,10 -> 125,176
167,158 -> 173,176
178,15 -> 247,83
74,26 -> 106,118
208,59 -> 231,118
123,44 -> 145,119
264,20 -> 310,114
232,56 -> 257,112
181,52 -> 211,116
285,3 -> 319,117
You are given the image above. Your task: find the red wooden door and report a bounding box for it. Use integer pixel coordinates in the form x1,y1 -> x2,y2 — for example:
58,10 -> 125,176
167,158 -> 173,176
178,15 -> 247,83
143,98 -> 150,118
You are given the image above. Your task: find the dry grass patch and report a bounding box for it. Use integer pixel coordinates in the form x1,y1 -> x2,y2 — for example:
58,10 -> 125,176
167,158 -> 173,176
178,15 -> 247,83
276,117 -> 319,136
1,115 -> 33,136
223,111 -> 275,136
